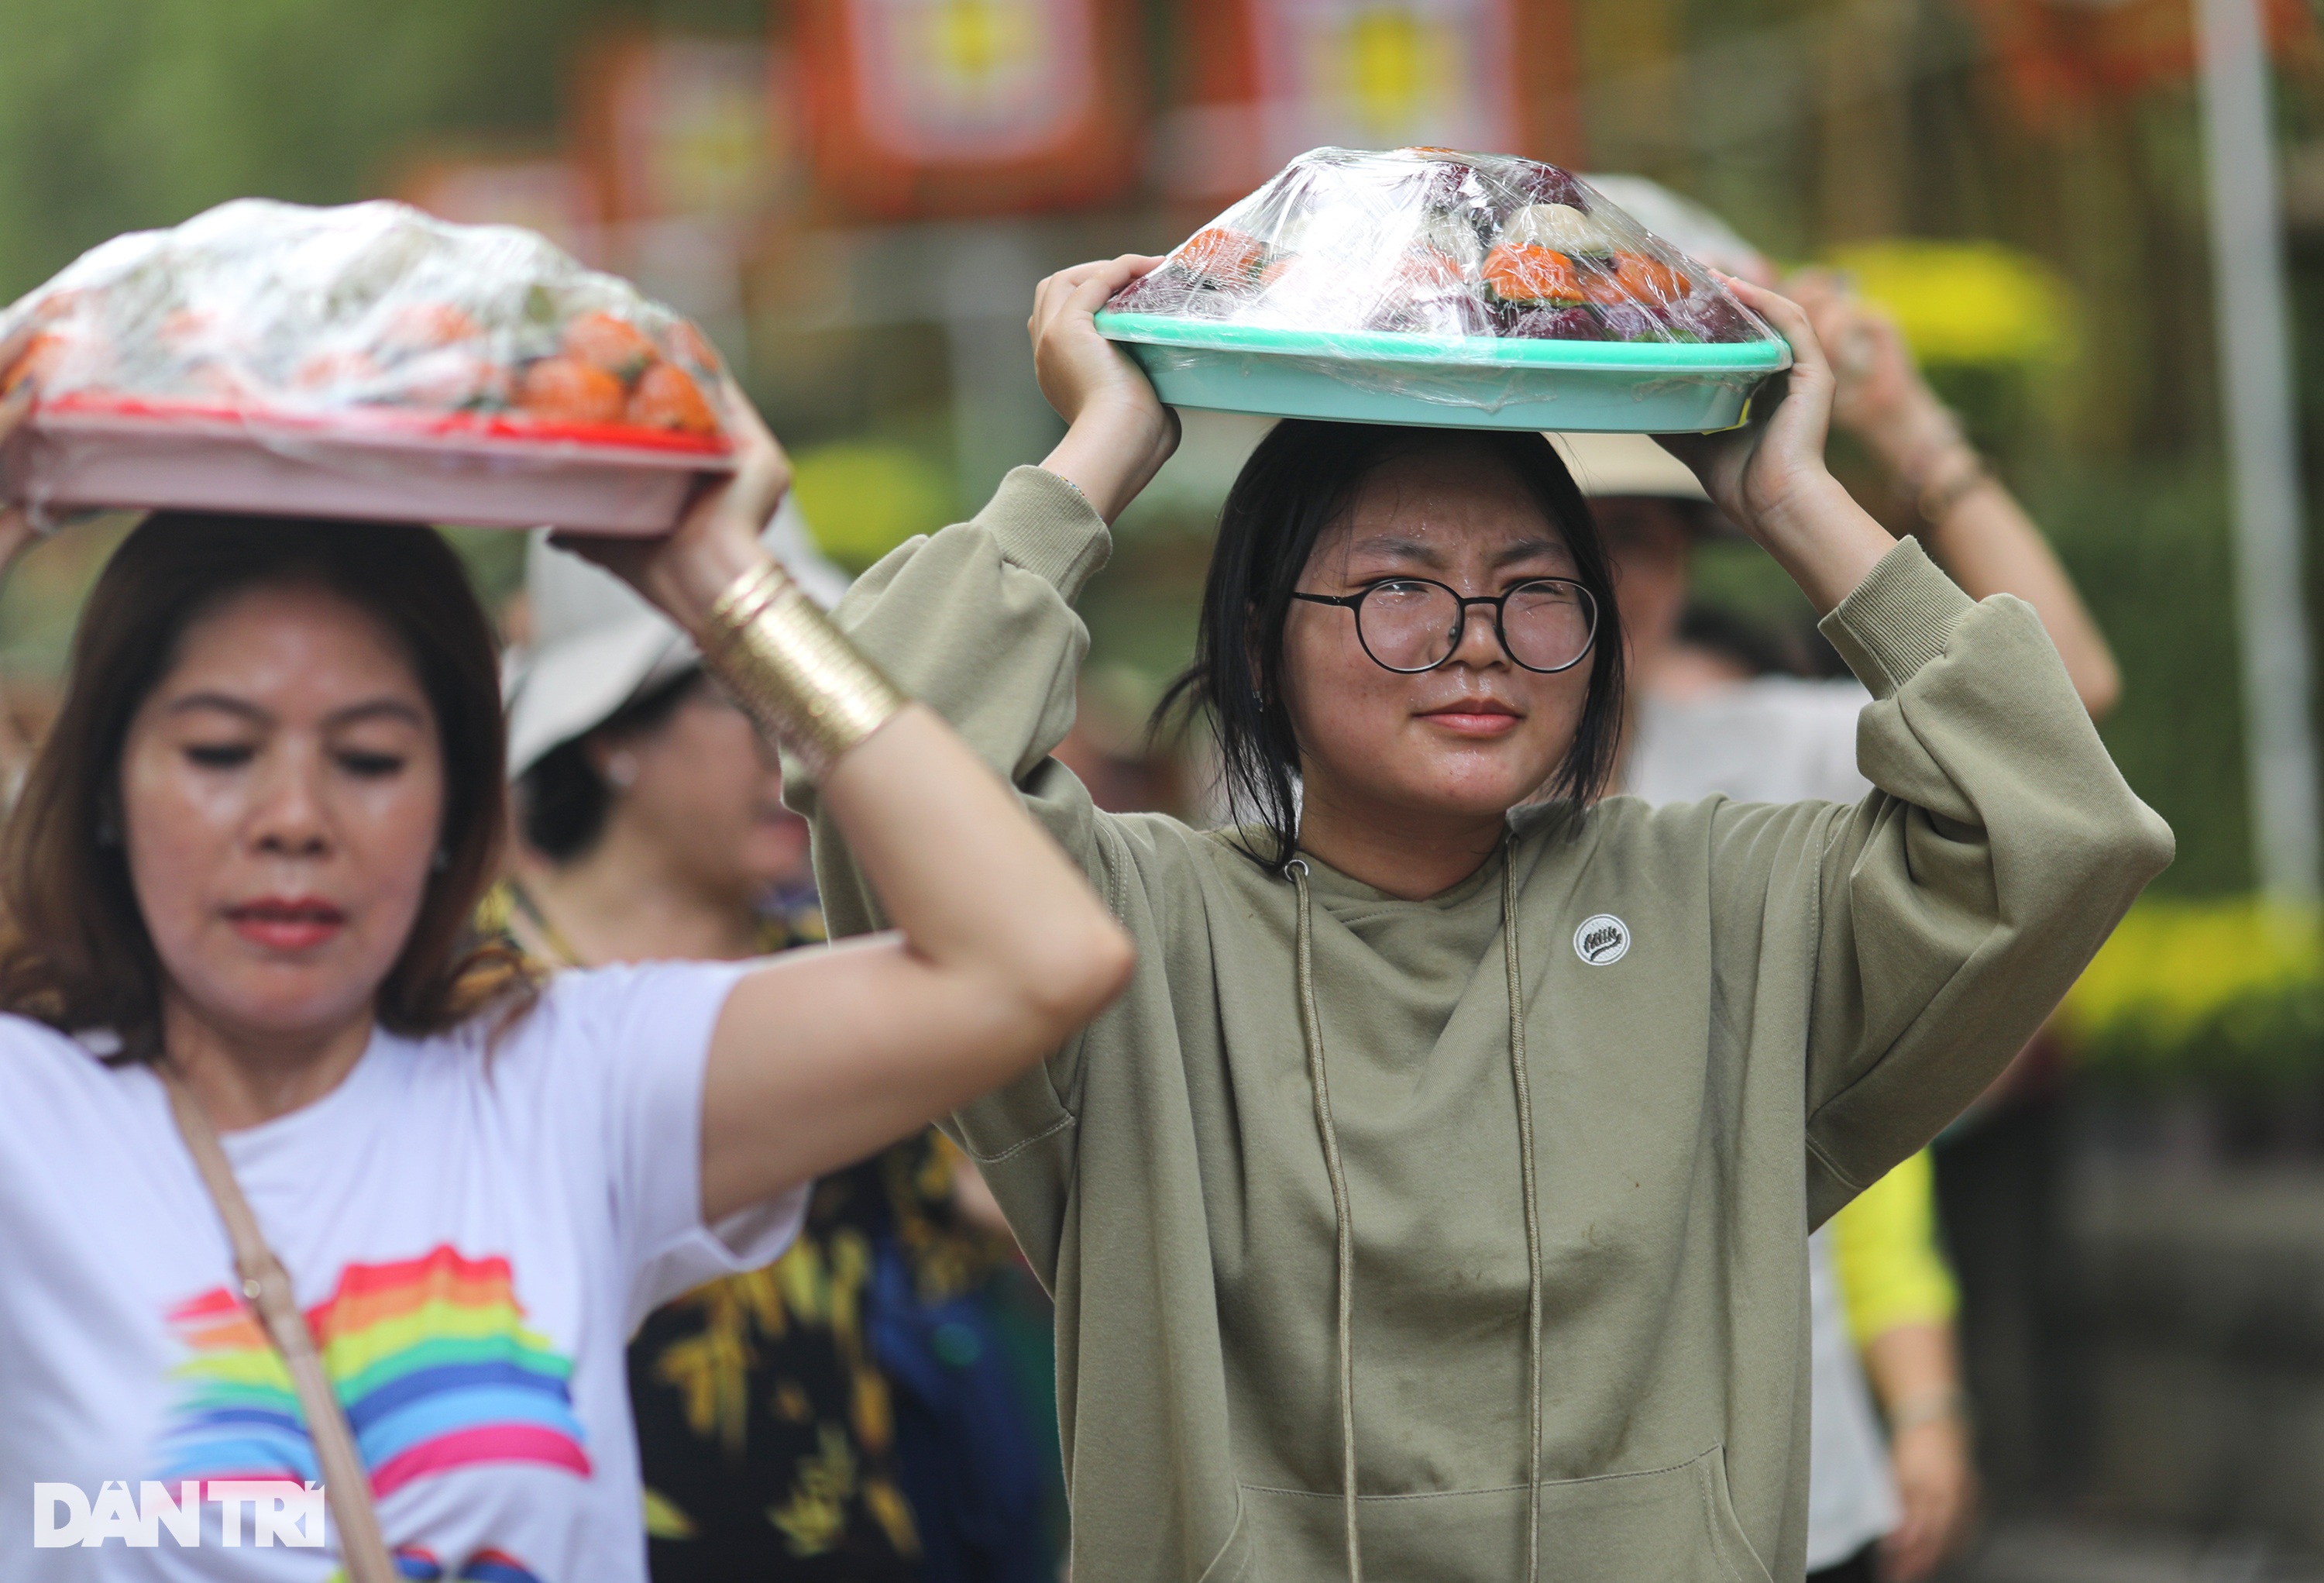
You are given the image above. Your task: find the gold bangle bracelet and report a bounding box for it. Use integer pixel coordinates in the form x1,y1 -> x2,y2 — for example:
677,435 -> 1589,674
698,560 -> 906,779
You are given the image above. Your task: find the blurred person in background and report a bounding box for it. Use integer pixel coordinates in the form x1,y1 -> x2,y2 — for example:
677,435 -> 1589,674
498,511 -> 1064,1583
1584,426 -> 1978,1583
1584,177 -> 2123,1581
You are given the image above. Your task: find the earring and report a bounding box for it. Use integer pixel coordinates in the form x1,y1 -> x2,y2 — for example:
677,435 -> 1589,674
94,816 -> 119,847
607,752 -> 638,788
431,848 -> 449,872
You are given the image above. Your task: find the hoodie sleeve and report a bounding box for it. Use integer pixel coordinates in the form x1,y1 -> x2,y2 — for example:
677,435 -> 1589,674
782,465 -> 1125,1148
1758,538 -> 2173,1224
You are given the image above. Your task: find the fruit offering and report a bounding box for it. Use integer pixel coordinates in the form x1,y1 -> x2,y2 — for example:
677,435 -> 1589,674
0,200 -> 737,534
1108,147 -> 1774,349
0,198 -> 731,444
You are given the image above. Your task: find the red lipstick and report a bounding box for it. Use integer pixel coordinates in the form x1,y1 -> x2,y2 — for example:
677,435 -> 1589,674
225,896 -> 346,952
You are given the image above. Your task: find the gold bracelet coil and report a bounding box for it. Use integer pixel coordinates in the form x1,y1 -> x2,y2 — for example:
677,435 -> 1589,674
699,560 -> 906,779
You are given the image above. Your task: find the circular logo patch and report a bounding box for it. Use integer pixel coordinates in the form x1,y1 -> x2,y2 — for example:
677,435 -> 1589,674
1573,914 -> 1631,966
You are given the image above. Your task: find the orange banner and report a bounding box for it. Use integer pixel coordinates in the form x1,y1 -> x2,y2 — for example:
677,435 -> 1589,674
576,35 -> 792,223
1164,0 -> 1580,203
796,0 -> 1143,219
1967,0 -> 2317,127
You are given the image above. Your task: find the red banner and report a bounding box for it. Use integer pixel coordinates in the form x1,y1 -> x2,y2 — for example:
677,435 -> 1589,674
796,0 -> 1143,219
1967,0 -> 2317,127
1164,0 -> 1580,203
576,35 -> 792,223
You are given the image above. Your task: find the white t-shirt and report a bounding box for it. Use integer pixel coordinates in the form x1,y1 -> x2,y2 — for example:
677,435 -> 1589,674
1626,673 -> 1872,811
1628,674 -> 1901,1571
0,961 -> 806,1582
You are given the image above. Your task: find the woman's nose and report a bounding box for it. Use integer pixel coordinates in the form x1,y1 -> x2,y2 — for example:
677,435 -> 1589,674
249,751 -> 332,855
1449,603 -> 1508,668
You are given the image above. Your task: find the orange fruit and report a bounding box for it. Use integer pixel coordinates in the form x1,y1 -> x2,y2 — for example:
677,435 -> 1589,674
385,303 -> 483,352
627,363 -> 720,435
1398,247 -> 1469,294
293,349 -> 383,390
2,332 -> 68,401
1181,228 -> 1267,284
158,309 -> 218,349
518,356 -> 627,425
1482,244 -> 1582,307
1582,253 -> 1690,308
562,311 -> 656,383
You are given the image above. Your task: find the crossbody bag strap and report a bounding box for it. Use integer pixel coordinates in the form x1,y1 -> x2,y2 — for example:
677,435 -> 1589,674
157,1062 -> 397,1583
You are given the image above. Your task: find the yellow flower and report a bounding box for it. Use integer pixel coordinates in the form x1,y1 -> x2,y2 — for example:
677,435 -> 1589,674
643,1487 -> 697,1541
2063,898 -> 2321,1044
1826,239 -> 2075,369
767,1425 -> 860,1557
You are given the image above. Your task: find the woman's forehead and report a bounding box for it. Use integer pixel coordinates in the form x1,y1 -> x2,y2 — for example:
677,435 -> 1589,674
1330,446 -> 1566,556
160,579 -> 428,708
1322,499 -> 1570,573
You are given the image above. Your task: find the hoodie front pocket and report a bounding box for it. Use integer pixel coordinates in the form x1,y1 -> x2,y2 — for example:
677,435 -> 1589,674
1236,1445 -> 1772,1583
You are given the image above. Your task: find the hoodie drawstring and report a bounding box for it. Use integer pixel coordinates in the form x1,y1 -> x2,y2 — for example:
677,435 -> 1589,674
1287,855 -> 1363,1582
1502,845 -> 1546,1583
1286,841 -> 1546,1583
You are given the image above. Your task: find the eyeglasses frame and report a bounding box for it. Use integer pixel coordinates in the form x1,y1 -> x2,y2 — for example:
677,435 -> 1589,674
1288,576 -> 1600,676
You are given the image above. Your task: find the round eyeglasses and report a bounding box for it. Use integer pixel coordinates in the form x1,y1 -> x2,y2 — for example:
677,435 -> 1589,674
1291,576 -> 1599,675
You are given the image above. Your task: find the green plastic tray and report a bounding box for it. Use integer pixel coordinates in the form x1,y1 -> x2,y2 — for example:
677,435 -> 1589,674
1094,310 -> 1792,434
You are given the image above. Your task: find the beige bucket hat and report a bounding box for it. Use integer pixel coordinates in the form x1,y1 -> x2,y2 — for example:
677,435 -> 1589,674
503,494 -> 850,781
1546,431 -> 1710,503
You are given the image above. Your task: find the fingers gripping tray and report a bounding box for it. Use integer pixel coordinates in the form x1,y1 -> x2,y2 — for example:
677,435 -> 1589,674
1095,148 -> 1793,434
0,199 -> 737,534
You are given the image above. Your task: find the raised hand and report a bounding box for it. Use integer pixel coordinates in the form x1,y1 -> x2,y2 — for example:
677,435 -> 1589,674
1657,277 -> 1896,613
1786,269 -> 1957,473
552,374 -> 792,633
1030,256 -> 1180,524
1657,279 -> 1841,534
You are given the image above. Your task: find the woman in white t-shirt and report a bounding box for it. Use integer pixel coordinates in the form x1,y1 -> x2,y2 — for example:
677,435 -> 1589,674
0,380 -> 1133,1581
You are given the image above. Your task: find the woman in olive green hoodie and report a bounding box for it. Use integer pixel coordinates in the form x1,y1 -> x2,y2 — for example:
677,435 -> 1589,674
789,260 -> 2171,1583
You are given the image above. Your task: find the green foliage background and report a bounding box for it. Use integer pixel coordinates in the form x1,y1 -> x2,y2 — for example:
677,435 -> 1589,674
3,0 -> 2322,905
4,0 -> 568,299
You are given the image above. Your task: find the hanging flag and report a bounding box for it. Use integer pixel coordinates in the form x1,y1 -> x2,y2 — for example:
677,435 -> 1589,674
1255,0 -> 1516,156
797,0 -> 1142,218
576,35 -> 792,223
1162,0 -> 1578,202
400,158 -> 604,264
1965,0 -> 2316,129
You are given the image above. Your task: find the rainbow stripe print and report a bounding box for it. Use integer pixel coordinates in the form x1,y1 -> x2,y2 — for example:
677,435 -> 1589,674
325,1547 -> 545,1583
156,1244 -> 591,1498
384,1547 -> 542,1581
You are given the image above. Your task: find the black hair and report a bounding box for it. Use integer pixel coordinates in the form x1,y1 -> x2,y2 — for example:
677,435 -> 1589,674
1156,419 -> 1625,867
516,667 -> 701,862
0,513 -> 531,1057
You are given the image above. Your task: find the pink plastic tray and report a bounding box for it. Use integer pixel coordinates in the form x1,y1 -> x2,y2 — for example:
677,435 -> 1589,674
0,393 -> 737,535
